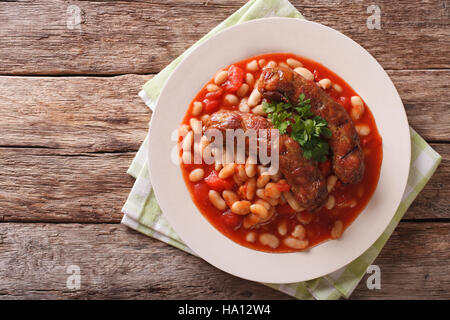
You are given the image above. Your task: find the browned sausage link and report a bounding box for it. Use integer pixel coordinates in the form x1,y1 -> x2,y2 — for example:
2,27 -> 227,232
257,67 -> 364,184
278,135 -> 328,211
205,110 -> 328,211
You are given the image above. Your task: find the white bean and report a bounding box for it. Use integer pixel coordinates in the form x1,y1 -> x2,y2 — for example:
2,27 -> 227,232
245,178 -> 256,200
236,83 -> 249,97
292,224 -> 306,240
259,233 -> 280,249
222,190 -> 239,207
245,160 -> 257,178
243,213 -> 260,229
264,183 -> 281,199
246,60 -> 259,72
258,59 -> 267,68
278,221 -> 287,236
283,191 -> 304,212
331,220 -> 344,239
239,97 -> 250,112
251,104 -> 266,116
294,67 -> 314,81
246,232 -> 256,243
235,164 -> 248,182
208,190 -> 226,210
224,94 -> 239,106
325,195 -> 336,210
248,89 -> 262,107
231,200 -> 251,215
327,175 -> 338,192
286,58 -> 303,68
256,188 -> 267,200
296,212 -> 313,225
279,62 -> 290,69
267,197 -> 279,207
355,124 -> 371,136
350,96 -> 365,121
332,83 -> 343,93
318,78 -> 332,90
206,83 -> 220,92
283,237 -> 309,250
254,199 -> 271,211
214,70 -> 228,85
192,101 -> 203,116
245,73 -> 255,87
189,168 -> 204,182
266,60 -> 277,68
219,163 -> 236,179
250,203 -> 269,219
233,174 -> 244,186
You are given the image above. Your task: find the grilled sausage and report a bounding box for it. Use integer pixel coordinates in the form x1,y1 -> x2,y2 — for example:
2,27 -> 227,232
205,110 -> 328,211
257,66 -> 364,184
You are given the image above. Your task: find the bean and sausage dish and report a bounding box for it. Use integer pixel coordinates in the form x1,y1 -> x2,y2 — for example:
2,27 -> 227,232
179,53 -> 382,252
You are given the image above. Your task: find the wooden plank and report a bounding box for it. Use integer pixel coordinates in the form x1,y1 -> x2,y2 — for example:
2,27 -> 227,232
0,74 -> 152,153
0,222 -> 448,299
351,222 -> 450,299
387,70 -> 450,142
404,143 -> 449,220
0,70 -> 448,155
0,0 -> 448,75
0,149 -> 135,223
0,143 -> 447,223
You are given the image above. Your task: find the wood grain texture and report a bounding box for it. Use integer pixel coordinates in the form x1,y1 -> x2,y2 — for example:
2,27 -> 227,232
0,149 -> 134,223
0,70 -> 448,155
0,143 -> 447,222
0,74 -> 152,153
0,0 -> 448,75
0,222 -> 448,299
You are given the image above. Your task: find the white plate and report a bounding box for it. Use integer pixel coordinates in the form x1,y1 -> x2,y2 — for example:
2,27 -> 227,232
147,18 -> 410,283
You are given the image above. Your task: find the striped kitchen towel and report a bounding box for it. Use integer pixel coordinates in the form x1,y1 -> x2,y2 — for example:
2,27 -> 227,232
121,0 -> 441,300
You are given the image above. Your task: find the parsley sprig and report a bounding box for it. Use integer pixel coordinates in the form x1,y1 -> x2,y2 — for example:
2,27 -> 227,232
262,94 -> 331,162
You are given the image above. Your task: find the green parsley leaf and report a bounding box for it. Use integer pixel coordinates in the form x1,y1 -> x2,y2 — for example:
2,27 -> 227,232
262,93 -> 332,162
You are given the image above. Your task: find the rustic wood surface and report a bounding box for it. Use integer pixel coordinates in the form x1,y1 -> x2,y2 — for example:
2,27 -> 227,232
0,0 -> 448,300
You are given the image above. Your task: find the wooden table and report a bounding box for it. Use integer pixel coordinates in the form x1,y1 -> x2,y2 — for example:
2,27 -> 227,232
0,0 -> 448,300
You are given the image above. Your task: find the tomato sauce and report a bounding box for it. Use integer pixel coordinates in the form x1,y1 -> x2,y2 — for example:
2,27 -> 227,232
180,53 -> 383,253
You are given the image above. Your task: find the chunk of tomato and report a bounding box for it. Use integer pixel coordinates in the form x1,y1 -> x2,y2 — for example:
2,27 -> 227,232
223,65 -> 245,93
203,99 -> 221,114
205,88 -> 223,100
192,181 -> 210,201
204,170 -> 235,192
221,210 -> 242,230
